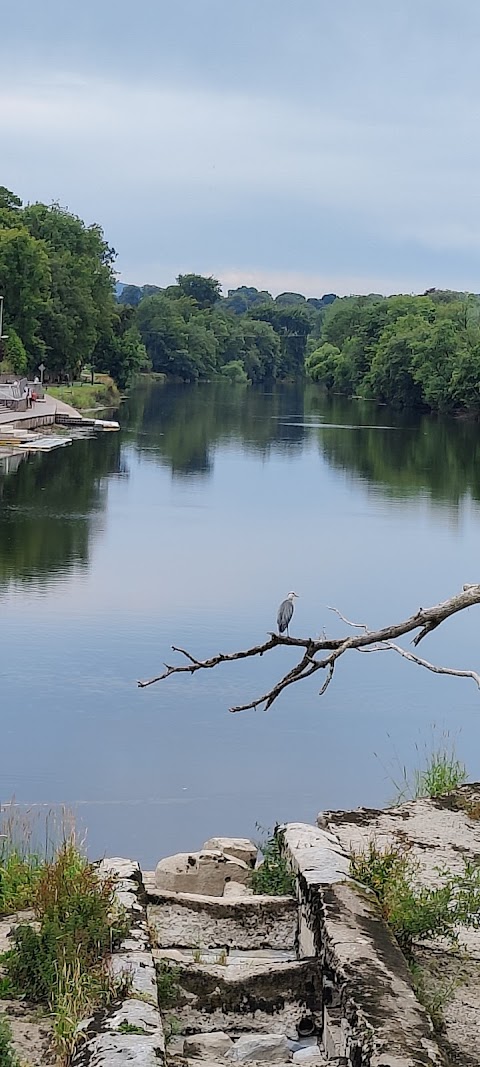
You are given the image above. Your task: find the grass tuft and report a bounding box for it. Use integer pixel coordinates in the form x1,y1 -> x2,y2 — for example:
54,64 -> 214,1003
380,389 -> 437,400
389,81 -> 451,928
375,728 -> 467,805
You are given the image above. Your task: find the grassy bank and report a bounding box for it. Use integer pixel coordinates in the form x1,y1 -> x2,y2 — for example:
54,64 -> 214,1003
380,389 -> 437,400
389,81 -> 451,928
48,375 -> 120,410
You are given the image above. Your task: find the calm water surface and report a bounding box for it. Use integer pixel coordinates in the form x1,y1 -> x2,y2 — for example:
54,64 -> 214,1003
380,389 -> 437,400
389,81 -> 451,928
2,383 -> 480,865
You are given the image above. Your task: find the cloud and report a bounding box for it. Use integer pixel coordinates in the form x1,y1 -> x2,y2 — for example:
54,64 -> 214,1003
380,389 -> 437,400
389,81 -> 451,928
2,1 -> 480,294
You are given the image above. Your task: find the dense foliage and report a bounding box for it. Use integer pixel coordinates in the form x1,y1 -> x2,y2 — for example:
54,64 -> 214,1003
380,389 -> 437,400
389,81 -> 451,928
121,280 -> 336,383
0,187 -> 147,387
305,290 -> 480,413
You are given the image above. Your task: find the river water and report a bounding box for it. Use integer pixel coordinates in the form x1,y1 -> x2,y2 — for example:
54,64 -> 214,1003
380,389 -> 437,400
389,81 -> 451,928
2,383 -> 480,866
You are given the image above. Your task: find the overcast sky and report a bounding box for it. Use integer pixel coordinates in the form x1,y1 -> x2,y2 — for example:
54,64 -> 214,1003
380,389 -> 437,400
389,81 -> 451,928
2,1 -> 480,296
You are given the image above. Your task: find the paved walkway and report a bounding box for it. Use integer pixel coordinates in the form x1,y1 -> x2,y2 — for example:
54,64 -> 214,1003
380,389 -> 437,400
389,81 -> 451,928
0,395 -> 81,426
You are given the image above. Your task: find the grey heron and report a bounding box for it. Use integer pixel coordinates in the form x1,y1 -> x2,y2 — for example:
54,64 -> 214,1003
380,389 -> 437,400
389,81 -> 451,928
277,591 -> 299,636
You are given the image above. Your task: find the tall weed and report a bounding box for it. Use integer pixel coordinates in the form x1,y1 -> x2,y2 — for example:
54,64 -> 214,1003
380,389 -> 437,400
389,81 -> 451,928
250,827 -> 295,896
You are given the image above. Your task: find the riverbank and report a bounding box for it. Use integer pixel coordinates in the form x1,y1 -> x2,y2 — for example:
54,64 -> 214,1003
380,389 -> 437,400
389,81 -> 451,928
2,787 -> 480,1066
47,375 -> 120,411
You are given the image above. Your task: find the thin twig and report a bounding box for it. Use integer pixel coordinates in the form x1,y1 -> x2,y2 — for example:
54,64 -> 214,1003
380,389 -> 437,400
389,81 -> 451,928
328,606 -> 370,632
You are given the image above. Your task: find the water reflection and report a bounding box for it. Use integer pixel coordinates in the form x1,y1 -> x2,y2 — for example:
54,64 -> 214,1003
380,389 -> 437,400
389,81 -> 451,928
122,383 -> 309,476
313,395 -> 480,506
2,383 -> 480,594
0,433 -> 125,588
121,383 -> 480,509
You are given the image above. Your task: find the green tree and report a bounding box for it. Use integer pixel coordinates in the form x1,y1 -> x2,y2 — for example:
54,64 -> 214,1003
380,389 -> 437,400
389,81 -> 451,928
250,303 -> 311,376
21,203 -> 117,381
177,273 -> 222,310
136,294 -> 189,376
1,327 -> 28,374
365,316 -> 430,408
220,359 -> 249,384
0,227 -> 50,361
241,319 -> 281,382
305,342 -> 341,387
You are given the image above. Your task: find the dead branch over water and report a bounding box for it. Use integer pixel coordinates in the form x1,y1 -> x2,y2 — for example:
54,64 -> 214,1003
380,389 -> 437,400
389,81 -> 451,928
138,584 -> 480,713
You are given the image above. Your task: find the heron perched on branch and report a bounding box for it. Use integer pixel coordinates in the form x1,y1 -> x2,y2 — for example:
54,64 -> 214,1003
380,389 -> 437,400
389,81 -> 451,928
277,591 -> 298,636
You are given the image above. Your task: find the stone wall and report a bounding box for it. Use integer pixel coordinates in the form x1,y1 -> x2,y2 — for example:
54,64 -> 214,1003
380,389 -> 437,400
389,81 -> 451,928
281,824 -> 445,1067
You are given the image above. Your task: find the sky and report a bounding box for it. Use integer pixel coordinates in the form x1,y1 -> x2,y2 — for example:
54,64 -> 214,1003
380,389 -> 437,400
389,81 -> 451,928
2,0 -> 480,297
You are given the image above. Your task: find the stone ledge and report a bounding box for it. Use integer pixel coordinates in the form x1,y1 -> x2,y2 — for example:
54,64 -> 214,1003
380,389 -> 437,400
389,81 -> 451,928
281,823 -> 445,1067
73,858 -> 165,1066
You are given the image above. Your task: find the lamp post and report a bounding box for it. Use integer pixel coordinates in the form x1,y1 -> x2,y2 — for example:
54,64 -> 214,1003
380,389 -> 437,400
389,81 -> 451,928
0,296 -> 4,340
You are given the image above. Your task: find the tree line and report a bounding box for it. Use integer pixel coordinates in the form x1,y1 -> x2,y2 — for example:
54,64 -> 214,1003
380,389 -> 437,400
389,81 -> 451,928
3,183 -> 480,413
121,275 -> 335,384
305,291 -> 480,413
0,187 -> 147,388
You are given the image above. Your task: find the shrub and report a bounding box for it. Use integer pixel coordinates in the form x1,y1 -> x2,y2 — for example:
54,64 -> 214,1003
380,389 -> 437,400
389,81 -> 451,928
4,839 -> 128,1064
250,829 -> 295,896
350,842 -> 480,953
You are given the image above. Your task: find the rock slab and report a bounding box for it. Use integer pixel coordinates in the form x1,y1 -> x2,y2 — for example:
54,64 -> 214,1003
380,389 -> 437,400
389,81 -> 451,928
155,850 -> 251,896
203,837 -> 258,868
184,1032 -> 234,1057
230,1034 -> 292,1063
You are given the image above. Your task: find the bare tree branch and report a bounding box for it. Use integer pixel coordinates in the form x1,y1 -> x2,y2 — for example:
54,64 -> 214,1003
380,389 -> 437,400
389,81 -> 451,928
137,584 -> 480,713
384,642 -> 480,688
328,606 -> 369,631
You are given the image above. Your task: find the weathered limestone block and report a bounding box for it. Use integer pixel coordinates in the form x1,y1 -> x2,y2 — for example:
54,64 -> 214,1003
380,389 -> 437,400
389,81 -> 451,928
85,1030 -> 164,1065
223,880 -> 254,898
105,999 -> 163,1041
109,951 -> 158,1003
98,857 -> 141,882
292,1048 -> 324,1065
184,1032 -> 233,1057
203,837 -> 258,868
230,1034 -> 292,1062
281,823 -> 349,884
148,893 -> 298,950
154,850 -> 251,896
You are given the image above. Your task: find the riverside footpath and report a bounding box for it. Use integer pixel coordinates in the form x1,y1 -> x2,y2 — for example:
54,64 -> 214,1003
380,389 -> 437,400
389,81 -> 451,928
4,788 -> 480,1067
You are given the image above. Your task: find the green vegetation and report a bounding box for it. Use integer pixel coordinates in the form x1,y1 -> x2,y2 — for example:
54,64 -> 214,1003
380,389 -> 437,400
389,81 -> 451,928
0,1015 -> 19,1067
408,960 -> 457,1033
163,1015 -> 182,1043
156,960 -> 180,1008
0,805 -> 51,916
0,186 -> 147,388
0,848 -> 42,917
48,376 -> 120,411
124,279 -> 334,384
350,842 -> 480,954
0,807 -> 129,1066
250,828 -> 295,896
4,174 -> 480,409
306,290 -> 480,414
414,747 -> 467,799
379,730 -> 467,805
117,1021 -> 148,1035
